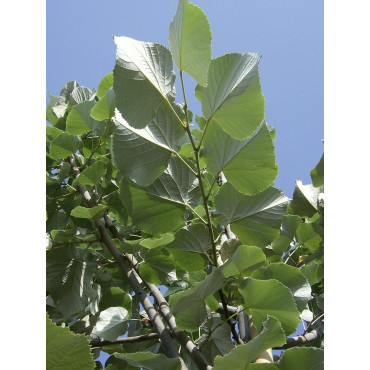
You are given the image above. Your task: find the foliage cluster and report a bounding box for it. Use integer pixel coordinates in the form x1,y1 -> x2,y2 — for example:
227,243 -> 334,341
46,0 -> 324,369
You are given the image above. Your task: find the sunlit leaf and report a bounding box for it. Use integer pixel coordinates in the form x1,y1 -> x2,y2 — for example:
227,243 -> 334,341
70,205 -> 108,220
310,154 -> 324,187
49,132 -> 82,160
220,245 -> 266,278
215,183 -> 289,247
239,278 -> 300,335
113,36 -> 176,128
94,307 -> 129,342
120,179 -> 185,234
169,0 -> 211,85
113,104 -> 185,186
252,263 -> 311,312
196,53 -> 264,140
202,122 -> 277,195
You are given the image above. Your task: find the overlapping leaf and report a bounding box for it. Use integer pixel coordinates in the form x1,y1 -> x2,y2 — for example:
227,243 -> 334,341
310,154 -> 324,187
196,52 -> 264,140
213,316 -> 286,370
46,314 -> 95,370
99,287 -> 132,313
169,0 -> 211,85
215,183 -> 289,247
169,268 -> 224,331
271,215 -> 302,254
46,246 -> 99,318
238,278 -> 300,335
146,156 -> 201,206
220,245 -> 266,278
90,88 -> 115,121
120,179 -> 185,234
139,247 -> 177,285
202,122 -> 277,195
66,100 -> 100,136
290,180 -> 321,217
72,160 -> 107,186
111,352 -> 181,370
113,36 -> 176,128
167,223 -> 213,254
94,307 -> 129,342
252,263 -> 311,312
198,314 -> 234,364
113,104 -> 185,187
49,132 -> 82,160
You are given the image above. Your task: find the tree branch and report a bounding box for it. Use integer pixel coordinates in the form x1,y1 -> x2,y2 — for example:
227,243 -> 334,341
273,322 -> 324,350
103,213 -> 211,370
90,332 -> 159,348
68,156 -> 184,366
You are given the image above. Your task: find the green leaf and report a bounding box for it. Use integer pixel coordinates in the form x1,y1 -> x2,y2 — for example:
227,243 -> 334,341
58,161 -> 71,181
238,278 -> 300,335
310,154 -> 324,187
99,287 -> 132,314
195,53 -> 264,140
215,183 -> 289,247
296,222 -> 323,251
278,347 -> 324,370
66,100 -> 100,136
169,268 -> 225,331
166,248 -> 208,272
139,248 -> 177,285
113,36 -> 176,128
213,316 -> 286,370
46,246 -> 98,318
120,180 -> 185,234
290,180 -> 321,218
72,160 -> 107,186
111,352 -> 181,370
139,233 -> 174,249
46,314 -> 95,370
145,156 -> 201,207
202,122 -> 277,195
91,88 -> 115,121
220,238 -> 242,262
271,215 -> 302,254
300,262 -> 324,286
46,126 -> 63,141
113,104 -> 185,186
167,223 -> 212,254
94,307 -> 129,342
70,86 -> 94,105
49,132 -> 82,160
70,205 -> 107,220
96,72 -> 114,98
169,0 -> 211,86
220,245 -> 266,278
199,315 -> 234,364
252,263 -> 311,312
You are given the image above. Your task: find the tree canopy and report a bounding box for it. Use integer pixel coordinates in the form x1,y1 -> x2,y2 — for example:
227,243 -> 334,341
46,1 -> 324,368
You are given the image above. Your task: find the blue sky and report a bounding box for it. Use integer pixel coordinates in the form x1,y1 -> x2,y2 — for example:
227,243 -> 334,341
47,0 -> 323,198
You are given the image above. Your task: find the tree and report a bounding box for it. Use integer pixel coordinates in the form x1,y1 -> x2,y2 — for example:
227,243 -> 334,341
46,0 -> 324,368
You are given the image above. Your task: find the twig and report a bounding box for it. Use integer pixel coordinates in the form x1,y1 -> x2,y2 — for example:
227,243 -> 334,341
90,332 -> 159,348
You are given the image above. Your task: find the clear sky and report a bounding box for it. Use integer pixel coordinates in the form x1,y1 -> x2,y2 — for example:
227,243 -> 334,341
47,0 -> 323,198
